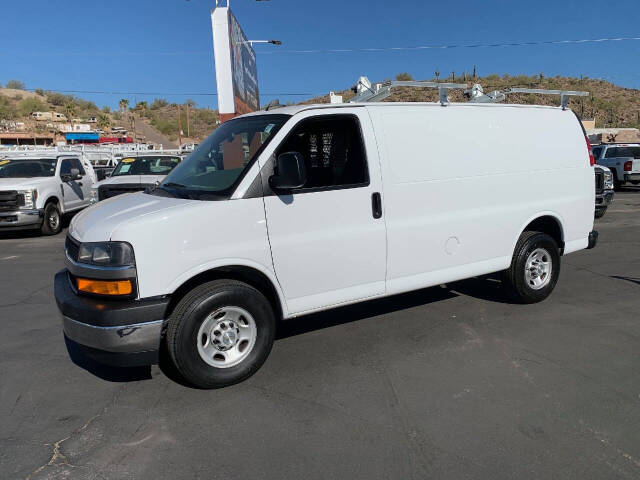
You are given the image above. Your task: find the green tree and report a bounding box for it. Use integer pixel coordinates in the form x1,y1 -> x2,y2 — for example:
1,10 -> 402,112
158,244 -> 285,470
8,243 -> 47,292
395,72 -> 413,81
5,79 -> 25,90
65,103 -> 76,121
97,114 -> 111,130
119,98 -> 129,114
150,98 -> 169,110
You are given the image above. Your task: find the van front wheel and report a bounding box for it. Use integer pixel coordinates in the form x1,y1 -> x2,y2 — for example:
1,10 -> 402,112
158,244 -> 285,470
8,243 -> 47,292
503,231 -> 560,304
166,280 -> 276,389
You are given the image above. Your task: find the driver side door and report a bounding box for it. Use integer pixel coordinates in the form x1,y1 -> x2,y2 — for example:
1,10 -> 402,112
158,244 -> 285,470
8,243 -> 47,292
59,158 -> 83,211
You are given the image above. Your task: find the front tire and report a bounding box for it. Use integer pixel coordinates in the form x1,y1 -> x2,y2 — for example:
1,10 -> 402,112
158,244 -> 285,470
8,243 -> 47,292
166,280 -> 276,389
41,202 -> 61,235
503,231 -> 560,304
595,207 -> 607,219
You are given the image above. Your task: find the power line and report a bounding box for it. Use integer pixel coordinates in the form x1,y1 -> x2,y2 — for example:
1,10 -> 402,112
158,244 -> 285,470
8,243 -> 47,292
23,88 -> 316,97
255,36 -> 640,54
4,36 -> 639,58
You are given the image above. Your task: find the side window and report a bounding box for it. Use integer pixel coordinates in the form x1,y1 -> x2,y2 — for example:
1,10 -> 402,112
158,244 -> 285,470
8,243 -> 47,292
276,115 -> 368,191
70,158 -> 86,175
60,159 -> 72,177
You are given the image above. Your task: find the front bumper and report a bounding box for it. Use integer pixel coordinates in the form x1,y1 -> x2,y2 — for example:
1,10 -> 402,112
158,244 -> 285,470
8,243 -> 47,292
596,190 -> 614,207
54,269 -> 169,366
0,208 -> 43,229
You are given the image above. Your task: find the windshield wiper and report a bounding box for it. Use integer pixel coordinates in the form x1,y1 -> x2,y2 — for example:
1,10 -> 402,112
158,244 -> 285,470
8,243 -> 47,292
163,182 -> 187,189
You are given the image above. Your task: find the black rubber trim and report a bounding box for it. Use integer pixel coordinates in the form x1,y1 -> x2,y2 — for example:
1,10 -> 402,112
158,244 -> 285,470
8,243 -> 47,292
55,269 -> 169,327
65,335 -> 158,367
588,230 -> 599,249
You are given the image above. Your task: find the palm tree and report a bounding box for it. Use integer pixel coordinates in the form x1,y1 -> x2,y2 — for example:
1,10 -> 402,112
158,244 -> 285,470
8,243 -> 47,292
65,103 -> 76,125
97,114 -> 111,130
119,99 -> 129,114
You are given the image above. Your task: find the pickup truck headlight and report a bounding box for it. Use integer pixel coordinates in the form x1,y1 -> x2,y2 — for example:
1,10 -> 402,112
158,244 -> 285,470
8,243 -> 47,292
90,188 -> 99,204
17,189 -> 37,210
77,241 -> 135,267
604,171 -> 614,190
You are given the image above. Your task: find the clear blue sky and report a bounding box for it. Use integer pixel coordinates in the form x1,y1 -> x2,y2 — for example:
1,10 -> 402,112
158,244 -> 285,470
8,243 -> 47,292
1,0 -> 639,110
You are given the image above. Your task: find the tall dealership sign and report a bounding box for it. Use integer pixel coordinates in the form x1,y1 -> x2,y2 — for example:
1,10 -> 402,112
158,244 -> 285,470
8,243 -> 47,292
211,4 -> 260,123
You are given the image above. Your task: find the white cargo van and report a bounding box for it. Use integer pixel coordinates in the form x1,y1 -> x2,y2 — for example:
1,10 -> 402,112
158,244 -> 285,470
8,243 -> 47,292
55,102 -> 597,388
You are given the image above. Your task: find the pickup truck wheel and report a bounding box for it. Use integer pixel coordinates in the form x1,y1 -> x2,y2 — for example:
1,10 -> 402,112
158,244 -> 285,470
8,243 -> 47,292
165,280 -> 275,389
41,202 -> 61,235
503,231 -> 560,304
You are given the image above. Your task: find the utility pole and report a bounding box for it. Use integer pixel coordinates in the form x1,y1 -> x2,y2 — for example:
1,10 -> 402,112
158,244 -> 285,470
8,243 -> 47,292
178,105 -> 183,145
186,103 -> 191,138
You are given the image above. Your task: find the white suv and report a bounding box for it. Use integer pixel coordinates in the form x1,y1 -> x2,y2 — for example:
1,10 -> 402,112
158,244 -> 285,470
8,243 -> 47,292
0,154 -> 96,235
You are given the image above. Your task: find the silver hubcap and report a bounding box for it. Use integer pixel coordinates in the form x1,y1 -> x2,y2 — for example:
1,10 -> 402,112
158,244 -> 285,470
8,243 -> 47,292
196,306 -> 257,368
49,211 -> 59,229
525,248 -> 552,290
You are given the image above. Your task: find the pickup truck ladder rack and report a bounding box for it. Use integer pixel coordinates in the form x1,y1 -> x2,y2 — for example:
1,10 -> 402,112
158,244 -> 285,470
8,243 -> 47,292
467,84 -> 589,110
349,76 -> 468,106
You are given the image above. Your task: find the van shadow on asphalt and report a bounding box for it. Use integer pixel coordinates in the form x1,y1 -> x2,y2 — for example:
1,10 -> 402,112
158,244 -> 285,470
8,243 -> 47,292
276,274 -> 513,340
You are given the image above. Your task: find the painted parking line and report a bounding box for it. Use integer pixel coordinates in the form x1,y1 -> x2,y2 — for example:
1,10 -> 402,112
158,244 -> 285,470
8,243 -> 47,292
0,256 -> 18,261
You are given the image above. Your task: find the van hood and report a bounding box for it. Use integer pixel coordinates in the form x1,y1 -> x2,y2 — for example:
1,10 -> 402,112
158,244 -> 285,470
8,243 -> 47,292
0,177 -> 53,189
93,174 -> 165,189
69,192 -> 195,242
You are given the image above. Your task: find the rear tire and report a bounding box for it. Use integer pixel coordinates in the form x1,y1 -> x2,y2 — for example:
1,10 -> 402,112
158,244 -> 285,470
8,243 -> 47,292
40,202 -> 61,235
165,280 -> 276,389
595,207 -> 607,219
503,231 -> 560,304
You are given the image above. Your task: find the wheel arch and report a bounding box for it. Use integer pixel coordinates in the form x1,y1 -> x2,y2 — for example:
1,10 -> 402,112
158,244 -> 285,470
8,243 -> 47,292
514,213 -> 565,255
165,264 -> 287,321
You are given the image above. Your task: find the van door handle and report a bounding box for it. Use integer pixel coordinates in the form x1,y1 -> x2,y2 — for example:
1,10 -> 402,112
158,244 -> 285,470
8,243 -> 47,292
371,192 -> 382,219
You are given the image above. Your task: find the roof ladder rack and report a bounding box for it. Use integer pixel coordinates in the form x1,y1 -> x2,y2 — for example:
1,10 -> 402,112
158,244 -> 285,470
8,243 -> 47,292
349,76 -> 468,106
467,84 -> 589,110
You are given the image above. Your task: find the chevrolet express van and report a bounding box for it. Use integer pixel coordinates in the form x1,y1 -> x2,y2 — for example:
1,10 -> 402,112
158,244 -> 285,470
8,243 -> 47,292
55,103 -> 597,388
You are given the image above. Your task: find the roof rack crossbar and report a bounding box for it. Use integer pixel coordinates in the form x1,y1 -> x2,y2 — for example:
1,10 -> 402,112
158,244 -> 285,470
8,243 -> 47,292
349,77 -> 468,106
468,84 -> 589,110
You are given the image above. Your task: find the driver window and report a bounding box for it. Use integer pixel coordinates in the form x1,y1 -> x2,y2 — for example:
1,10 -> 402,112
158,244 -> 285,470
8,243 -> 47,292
275,115 -> 368,191
60,159 -> 72,177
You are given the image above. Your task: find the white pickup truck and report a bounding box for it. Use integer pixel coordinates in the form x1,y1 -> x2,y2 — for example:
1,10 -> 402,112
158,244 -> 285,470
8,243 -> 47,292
592,144 -> 640,189
0,154 -> 96,235
90,154 -> 182,204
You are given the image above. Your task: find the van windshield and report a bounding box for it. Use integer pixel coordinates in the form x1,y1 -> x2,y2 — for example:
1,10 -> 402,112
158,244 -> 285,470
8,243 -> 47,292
112,156 -> 181,176
153,114 -> 289,200
0,158 -> 57,178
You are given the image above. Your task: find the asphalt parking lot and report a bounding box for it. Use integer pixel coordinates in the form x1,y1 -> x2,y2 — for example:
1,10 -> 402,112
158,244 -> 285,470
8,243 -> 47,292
1,190 -> 639,480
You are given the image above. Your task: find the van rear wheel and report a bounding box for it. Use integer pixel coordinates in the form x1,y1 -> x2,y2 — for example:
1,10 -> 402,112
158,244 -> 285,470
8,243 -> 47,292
165,280 -> 275,389
503,231 -> 560,304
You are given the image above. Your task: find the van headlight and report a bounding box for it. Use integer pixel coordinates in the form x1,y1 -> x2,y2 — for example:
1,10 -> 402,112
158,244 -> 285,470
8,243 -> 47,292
604,171 -> 614,190
77,241 -> 135,267
90,188 -> 99,204
17,189 -> 37,209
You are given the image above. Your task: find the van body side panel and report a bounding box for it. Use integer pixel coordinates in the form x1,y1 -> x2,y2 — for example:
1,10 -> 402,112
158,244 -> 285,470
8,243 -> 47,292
367,104 -> 593,295
260,108 -> 387,315
110,196 -> 277,302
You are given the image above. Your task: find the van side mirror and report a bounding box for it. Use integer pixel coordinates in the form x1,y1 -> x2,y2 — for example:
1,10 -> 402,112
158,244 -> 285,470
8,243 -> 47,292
269,152 -> 307,191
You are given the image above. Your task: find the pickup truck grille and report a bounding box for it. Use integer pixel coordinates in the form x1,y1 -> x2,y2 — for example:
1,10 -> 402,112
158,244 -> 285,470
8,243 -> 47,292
65,235 -> 80,262
0,190 -> 19,212
595,171 -> 604,194
98,184 -> 150,201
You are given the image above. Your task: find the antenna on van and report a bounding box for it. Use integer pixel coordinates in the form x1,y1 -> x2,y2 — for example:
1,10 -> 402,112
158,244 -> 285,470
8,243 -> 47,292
349,77 -> 468,106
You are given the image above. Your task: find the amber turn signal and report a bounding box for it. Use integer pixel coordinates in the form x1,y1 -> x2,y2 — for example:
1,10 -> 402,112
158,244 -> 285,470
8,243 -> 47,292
76,278 -> 133,296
